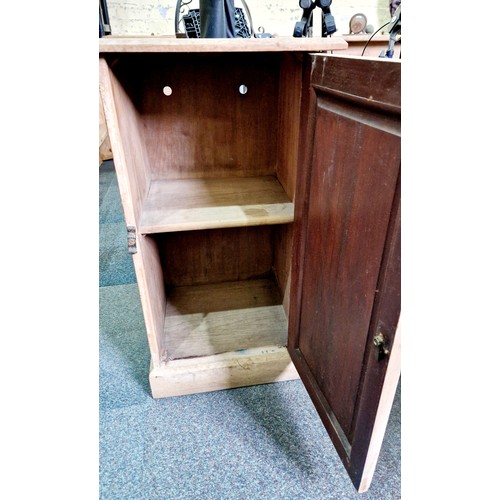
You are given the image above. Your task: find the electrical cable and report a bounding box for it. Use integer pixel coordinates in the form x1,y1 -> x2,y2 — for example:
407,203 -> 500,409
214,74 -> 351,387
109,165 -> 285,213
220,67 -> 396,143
360,20 -> 390,56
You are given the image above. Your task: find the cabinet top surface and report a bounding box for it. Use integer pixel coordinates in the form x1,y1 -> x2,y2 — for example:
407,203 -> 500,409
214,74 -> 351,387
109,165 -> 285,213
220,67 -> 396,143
98,36 -> 348,53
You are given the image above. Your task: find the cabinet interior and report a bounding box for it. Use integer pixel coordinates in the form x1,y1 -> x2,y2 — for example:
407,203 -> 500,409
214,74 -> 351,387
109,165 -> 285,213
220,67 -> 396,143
105,51 -> 303,395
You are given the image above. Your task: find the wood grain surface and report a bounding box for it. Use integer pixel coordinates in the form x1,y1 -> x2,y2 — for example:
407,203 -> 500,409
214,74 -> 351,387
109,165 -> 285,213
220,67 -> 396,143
288,54 -> 400,491
149,345 -> 299,398
163,279 -> 287,360
99,36 -> 348,53
140,176 -> 294,233
156,226 -> 274,287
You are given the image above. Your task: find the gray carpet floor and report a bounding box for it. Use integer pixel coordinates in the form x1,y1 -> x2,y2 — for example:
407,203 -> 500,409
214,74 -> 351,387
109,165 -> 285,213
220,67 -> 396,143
99,159 -> 401,499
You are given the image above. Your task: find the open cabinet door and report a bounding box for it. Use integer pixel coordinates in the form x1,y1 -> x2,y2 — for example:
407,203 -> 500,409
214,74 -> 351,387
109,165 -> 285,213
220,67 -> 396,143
288,54 -> 401,493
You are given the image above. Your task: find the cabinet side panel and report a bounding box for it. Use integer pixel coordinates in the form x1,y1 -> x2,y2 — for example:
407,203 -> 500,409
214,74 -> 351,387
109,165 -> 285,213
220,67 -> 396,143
133,235 -> 167,367
100,57 -> 151,225
272,224 -> 293,318
276,53 -> 303,200
288,55 -> 316,350
272,53 -> 302,315
100,58 -> 165,367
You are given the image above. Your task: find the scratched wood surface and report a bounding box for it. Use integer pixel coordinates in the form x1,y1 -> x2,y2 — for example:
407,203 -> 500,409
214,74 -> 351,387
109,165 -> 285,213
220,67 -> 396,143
149,345 -> 299,398
163,279 -> 287,360
140,176 -> 294,233
288,54 -> 400,491
99,36 -> 348,52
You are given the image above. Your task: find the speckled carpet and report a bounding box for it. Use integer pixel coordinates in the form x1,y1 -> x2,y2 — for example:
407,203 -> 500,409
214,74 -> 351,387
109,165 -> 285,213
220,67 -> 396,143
99,160 -> 401,499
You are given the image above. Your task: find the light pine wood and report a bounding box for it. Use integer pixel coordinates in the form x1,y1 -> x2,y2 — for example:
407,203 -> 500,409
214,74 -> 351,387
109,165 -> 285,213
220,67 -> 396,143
99,58 -> 140,224
99,58 -> 151,224
99,36 -> 348,53
164,279 -> 287,360
100,58 -> 166,367
140,176 -> 294,233
99,133 -> 113,164
149,345 -> 299,398
272,224 -> 293,317
99,93 -> 112,164
132,234 -> 168,367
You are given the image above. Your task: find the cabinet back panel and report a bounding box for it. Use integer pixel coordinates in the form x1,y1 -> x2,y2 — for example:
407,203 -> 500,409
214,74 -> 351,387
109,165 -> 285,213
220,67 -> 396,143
113,53 -> 280,179
156,227 -> 274,287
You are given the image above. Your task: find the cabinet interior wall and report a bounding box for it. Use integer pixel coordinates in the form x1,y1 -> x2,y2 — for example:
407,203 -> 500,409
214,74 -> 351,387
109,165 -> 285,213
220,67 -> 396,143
105,51 -> 303,373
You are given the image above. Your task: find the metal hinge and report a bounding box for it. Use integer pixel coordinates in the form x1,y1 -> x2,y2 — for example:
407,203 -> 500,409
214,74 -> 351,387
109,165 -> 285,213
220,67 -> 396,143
127,226 -> 137,254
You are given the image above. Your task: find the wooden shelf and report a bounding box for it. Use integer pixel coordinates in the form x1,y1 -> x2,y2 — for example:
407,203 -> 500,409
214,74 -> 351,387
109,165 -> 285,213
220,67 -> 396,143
99,36 -> 348,53
148,278 -> 299,398
140,176 -> 294,234
164,278 -> 288,360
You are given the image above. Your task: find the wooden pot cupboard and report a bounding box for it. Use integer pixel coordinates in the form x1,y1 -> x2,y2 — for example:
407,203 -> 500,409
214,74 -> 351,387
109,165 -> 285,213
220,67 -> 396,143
99,37 -> 401,493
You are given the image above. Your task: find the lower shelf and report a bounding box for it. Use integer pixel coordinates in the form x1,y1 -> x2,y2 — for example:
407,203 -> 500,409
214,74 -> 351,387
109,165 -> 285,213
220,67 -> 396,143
150,278 -> 299,397
164,279 -> 287,360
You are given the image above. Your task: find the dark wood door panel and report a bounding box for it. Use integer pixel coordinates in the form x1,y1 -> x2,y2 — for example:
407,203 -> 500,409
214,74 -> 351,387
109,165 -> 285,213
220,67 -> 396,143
289,54 -> 401,492
297,96 -> 400,440
350,176 -> 400,490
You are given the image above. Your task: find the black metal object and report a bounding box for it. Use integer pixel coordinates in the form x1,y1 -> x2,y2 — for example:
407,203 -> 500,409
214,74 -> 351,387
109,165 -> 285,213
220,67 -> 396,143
175,0 -> 253,38
182,7 -> 251,38
200,0 -> 236,38
99,0 -> 111,37
382,4 -> 401,58
293,0 -> 337,38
